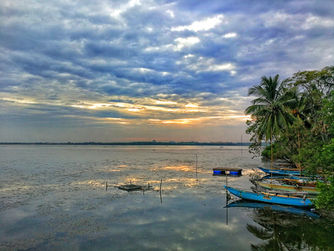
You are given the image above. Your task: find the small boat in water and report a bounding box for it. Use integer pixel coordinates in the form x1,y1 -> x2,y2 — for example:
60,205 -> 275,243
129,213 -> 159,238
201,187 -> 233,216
226,200 -> 319,218
256,181 -> 319,195
224,186 -> 313,207
262,175 -> 320,187
262,175 -> 313,181
258,166 -> 301,176
279,178 -> 318,187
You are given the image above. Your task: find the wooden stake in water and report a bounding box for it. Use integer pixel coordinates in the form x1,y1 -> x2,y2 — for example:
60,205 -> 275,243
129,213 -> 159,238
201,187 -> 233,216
106,181 -> 108,191
195,154 -> 198,179
159,179 -> 163,204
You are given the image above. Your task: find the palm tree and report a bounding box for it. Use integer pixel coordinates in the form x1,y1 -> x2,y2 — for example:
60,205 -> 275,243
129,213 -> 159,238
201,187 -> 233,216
245,75 -> 295,168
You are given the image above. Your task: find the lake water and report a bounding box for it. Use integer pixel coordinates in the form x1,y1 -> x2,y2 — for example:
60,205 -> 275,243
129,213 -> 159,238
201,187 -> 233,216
0,145 -> 333,250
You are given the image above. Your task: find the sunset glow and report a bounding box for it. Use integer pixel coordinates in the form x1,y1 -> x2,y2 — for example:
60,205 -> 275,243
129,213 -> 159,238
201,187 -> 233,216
0,0 -> 332,142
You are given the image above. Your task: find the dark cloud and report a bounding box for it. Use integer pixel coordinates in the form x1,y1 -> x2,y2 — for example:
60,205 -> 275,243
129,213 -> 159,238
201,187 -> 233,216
0,0 -> 333,141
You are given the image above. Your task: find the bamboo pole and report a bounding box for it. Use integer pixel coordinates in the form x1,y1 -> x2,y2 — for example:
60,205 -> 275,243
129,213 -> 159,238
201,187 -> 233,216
195,154 -> 198,180
159,179 -> 162,204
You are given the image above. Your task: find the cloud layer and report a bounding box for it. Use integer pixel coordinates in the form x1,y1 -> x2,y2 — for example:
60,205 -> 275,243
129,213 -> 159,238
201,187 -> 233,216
0,0 -> 333,142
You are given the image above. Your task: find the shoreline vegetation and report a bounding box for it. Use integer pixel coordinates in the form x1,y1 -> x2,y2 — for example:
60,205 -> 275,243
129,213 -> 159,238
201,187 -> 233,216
0,141 -> 250,146
245,65 -> 334,210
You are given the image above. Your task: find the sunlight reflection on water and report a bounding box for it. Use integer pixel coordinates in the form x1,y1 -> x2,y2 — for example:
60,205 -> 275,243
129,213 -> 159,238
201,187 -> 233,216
1,145 -> 332,250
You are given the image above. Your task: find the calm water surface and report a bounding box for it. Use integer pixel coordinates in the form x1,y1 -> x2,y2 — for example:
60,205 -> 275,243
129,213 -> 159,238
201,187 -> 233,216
0,145 -> 333,250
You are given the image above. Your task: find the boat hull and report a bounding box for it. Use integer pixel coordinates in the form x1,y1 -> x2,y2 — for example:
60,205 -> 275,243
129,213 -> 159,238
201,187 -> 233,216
258,167 -> 301,176
281,178 -> 317,187
256,181 -> 319,195
262,175 -> 318,186
224,186 -> 313,207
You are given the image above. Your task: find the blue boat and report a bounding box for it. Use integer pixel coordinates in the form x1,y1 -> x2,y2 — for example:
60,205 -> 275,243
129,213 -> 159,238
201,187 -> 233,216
226,201 -> 319,218
224,186 -> 313,207
258,166 -> 301,176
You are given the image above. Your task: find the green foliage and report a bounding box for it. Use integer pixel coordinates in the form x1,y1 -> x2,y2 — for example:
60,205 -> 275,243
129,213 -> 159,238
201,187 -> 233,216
315,176 -> 334,210
296,92 -> 334,176
245,75 -> 295,165
323,91 -> 334,136
261,145 -> 271,159
245,75 -> 295,142
246,66 -> 334,209
321,138 -> 334,173
261,143 -> 290,160
313,115 -> 334,209
294,136 -> 323,175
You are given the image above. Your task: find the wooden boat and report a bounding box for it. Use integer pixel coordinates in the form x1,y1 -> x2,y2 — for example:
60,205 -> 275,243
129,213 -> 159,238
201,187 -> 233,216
280,178 -> 317,187
262,175 -> 320,187
226,201 -> 319,218
262,175 -> 312,181
224,186 -> 313,207
258,166 -> 301,176
256,181 -> 319,195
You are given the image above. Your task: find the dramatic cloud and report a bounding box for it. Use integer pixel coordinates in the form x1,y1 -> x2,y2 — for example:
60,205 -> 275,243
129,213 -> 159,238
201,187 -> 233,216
0,0 -> 333,142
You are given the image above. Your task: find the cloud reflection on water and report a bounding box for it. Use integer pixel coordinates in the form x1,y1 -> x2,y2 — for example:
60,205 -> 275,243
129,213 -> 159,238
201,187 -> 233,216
0,145 -> 262,250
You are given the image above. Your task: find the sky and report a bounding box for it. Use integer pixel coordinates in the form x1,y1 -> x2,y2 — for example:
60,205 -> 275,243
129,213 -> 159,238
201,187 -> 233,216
0,0 -> 334,142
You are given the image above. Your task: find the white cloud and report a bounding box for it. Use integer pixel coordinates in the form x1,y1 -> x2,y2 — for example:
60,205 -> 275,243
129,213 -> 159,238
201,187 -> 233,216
180,56 -> 236,75
174,37 -> 200,51
166,10 -> 175,18
171,14 -> 225,32
262,11 -> 334,30
223,32 -> 237,38
302,15 -> 334,29
206,63 -> 235,72
135,67 -> 154,73
144,37 -> 201,52
230,70 -> 237,76
109,0 -> 142,22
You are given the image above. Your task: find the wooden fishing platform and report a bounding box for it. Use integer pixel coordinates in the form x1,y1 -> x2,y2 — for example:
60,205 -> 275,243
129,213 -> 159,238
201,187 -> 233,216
118,184 -> 143,191
213,167 -> 242,176
117,184 -> 152,192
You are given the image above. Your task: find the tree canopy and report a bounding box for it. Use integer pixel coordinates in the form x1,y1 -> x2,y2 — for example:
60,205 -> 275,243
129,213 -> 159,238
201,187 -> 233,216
245,66 -> 334,209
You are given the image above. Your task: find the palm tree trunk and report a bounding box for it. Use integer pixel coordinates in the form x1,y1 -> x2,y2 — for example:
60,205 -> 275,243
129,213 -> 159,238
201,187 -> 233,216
297,132 -> 301,176
270,128 -> 273,170
296,115 -> 302,176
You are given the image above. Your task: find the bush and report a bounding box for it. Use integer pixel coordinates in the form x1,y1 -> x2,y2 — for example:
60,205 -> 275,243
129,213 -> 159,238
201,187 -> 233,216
315,176 -> 334,210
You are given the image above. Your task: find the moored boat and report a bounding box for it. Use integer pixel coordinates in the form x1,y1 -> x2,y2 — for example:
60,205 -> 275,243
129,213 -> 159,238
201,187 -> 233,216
258,166 -> 301,176
256,181 -> 319,195
280,178 -> 317,187
262,175 -> 314,181
261,175 -> 321,187
224,186 -> 313,207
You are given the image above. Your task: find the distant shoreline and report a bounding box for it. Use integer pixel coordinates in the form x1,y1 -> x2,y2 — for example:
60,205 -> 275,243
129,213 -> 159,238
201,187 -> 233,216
0,141 -> 250,146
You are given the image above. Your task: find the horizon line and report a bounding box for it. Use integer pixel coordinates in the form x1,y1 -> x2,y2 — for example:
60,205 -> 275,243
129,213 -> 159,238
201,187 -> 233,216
0,141 -> 250,146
